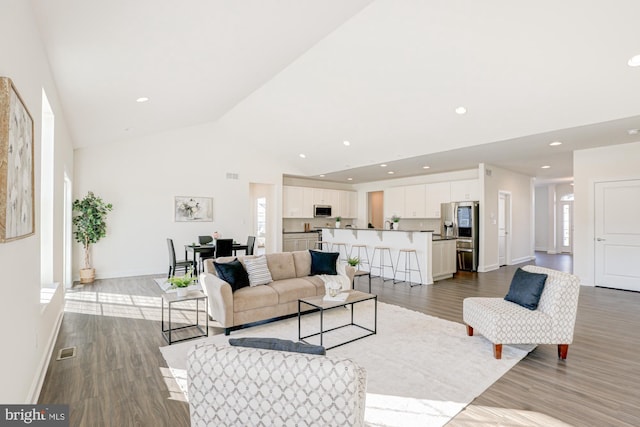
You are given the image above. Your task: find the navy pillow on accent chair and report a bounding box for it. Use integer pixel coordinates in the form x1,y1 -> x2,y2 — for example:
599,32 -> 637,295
309,250 -> 339,275
504,267 -> 548,310
229,337 -> 326,355
213,259 -> 250,292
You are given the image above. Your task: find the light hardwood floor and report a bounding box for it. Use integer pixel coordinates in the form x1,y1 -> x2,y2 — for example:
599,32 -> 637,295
38,253 -> 640,426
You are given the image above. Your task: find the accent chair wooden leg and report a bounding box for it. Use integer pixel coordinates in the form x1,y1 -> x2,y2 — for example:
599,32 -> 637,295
466,325 -> 474,336
493,344 -> 503,359
558,344 -> 569,360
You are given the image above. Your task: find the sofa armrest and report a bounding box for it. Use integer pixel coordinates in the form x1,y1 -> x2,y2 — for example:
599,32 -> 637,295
199,273 -> 233,327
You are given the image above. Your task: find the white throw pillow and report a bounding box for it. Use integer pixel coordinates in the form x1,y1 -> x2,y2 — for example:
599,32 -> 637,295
243,255 -> 273,286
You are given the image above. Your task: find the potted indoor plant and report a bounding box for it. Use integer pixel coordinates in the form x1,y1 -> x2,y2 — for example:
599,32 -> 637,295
391,215 -> 401,230
167,268 -> 196,297
72,191 -> 113,283
347,256 -> 360,268
335,216 -> 342,228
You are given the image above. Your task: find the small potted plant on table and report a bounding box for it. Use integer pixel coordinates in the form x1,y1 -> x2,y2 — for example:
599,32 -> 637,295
168,268 -> 196,297
391,215 -> 401,230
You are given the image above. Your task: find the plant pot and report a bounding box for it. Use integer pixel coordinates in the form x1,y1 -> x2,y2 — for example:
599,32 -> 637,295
335,221 -> 341,228
394,222 -> 400,230
176,287 -> 189,297
79,268 -> 95,284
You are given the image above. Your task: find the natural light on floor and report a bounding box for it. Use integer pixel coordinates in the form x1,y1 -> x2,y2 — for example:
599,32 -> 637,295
64,288 -> 201,323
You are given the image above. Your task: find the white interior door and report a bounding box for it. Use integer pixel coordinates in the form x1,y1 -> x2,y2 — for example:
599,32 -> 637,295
595,180 -> 640,291
498,192 -> 509,266
560,201 -> 573,253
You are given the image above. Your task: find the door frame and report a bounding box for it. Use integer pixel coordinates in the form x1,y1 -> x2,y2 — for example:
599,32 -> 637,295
498,190 -> 512,266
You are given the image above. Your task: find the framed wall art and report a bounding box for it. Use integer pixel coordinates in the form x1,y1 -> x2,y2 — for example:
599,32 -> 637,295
0,77 -> 35,243
174,196 -> 213,222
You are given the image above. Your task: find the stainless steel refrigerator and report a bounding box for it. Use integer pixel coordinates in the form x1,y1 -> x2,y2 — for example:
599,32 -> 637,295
441,201 -> 480,271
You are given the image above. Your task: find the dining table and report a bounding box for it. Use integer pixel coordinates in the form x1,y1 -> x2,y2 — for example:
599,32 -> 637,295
185,242 -> 249,271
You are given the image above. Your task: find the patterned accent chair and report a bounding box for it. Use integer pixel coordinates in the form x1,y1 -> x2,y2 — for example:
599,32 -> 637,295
187,343 -> 367,426
463,265 -> 580,359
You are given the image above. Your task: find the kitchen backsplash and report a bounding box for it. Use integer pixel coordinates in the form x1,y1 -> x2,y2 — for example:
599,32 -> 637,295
283,217 -> 354,232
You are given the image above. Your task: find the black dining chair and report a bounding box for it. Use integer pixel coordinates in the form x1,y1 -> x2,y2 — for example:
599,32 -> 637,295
167,238 -> 195,278
215,239 -> 233,257
197,235 -> 216,272
246,236 -> 256,255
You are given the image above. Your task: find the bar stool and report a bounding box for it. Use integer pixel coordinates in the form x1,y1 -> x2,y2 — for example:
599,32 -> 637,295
370,246 -> 394,282
349,244 -> 371,272
394,248 -> 423,287
331,242 -> 349,262
313,241 -> 331,251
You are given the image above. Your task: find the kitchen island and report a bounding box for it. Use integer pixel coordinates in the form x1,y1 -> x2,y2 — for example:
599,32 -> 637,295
320,227 -> 447,285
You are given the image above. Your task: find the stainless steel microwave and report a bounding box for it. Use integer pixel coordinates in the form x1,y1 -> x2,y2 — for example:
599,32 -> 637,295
314,205 -> 332,217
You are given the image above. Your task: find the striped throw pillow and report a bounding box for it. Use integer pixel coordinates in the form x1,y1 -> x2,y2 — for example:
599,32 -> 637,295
244,255 -> 273,286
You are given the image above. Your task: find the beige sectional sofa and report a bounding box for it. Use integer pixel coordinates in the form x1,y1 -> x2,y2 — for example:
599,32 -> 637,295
201,250 -> 355,335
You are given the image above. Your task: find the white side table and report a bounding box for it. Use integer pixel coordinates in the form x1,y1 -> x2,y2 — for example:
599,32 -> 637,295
161,290 -> 208,345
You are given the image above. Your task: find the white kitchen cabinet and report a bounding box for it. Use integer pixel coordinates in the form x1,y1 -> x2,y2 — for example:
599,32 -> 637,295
283,186 -> 314,218
338,190 -> 358,218
425,182 -> 451,218
404,184 -> 426,218
384,187 -> 405,219
313,188 -> 339,211
282,232 -> 321,251
432,239 -> 457,280
450,179 -> 480,202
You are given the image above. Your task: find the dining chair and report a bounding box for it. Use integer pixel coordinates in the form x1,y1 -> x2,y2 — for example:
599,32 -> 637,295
167,238 -> 194,278
198,235 -> 213,245
246,236 -> 256,255
215,239 -> 233,257
197,235 -> 216,272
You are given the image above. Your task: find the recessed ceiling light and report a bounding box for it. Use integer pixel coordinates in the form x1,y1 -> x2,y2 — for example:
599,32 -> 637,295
319,174 -> 325,177
136,97 -> 149,103
299,154 -> 306,159
628,54 -> 640,67
422,165 -> 430,169
343,140 -> 350,146
549,141 -> 562,146
628,129 -> 639,135
388,171 -> 395,174
380,164 -> 387,167
455,106 -> 467,115
347,177 -> 353,181
541,165 -> 551,169
570,183 -> 574,186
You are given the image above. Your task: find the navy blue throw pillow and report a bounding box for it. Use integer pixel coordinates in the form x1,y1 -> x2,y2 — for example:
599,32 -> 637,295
229,337 -> 326,355
213,259 -> 250,292
309,250 -> 339,275
504,268 -> 548,310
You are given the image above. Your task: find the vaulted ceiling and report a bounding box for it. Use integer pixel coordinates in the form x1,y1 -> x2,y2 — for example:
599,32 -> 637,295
31,0 -> 640,183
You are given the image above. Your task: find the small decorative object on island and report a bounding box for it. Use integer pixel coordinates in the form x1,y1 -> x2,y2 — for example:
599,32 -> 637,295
335,216 -> 342,228
168,268 -> 196,297
72,191 -> 113,284
391,215 -> 401,230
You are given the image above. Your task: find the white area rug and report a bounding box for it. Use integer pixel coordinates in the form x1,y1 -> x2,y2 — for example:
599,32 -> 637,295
160,300 -> 534,427
153,277 -> 202,294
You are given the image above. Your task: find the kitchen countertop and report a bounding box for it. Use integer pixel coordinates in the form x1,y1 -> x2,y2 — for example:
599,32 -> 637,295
283,230 -> 321,234
317,226 -> 435,233
432,234 -> 457,241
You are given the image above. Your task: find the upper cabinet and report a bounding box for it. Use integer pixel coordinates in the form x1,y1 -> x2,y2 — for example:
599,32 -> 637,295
283,186 -> 313,218
425,182 -> 451,218
450,179 -> 479,201
383,186 -> 405,219
283,186 -> 357,218
404,184 -> 426,218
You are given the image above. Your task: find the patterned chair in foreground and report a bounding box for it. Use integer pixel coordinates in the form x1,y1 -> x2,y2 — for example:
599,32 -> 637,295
463,265 -> 580,359
187,342 -> 367,426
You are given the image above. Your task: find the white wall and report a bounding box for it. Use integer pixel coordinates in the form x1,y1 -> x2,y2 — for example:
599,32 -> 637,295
479,163 -> 534,271
534,185 -> 549,251
574,140 -> 640,286
73,121 -> 294,278
0,0 -> 75,403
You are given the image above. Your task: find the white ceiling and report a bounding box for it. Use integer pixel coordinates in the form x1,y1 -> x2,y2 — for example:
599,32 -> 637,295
31,0 -> 640,184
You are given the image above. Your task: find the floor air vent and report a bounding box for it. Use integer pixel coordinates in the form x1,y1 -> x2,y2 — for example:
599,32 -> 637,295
56,346 -> 76,361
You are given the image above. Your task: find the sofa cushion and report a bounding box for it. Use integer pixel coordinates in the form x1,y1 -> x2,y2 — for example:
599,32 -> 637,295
232,285 -> 279,312
292,250 -> 312,278
265,252 -> 297,281
309,250 -> 339,275
269,278 -> 317,304
213,259 -> 250,292
301,275 -> 326,295
229,337 -> 326,355
504,268 -> 548,310
244,255 -> 273,286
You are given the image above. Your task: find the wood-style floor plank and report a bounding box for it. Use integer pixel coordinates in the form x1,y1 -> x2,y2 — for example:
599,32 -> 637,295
38,253 -> 640,426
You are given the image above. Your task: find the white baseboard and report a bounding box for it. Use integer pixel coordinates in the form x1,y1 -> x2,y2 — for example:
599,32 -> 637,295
546,250 -> 557,254
27,310 -> 64,403
478,264 -> 499,272
511,255 -> 536,265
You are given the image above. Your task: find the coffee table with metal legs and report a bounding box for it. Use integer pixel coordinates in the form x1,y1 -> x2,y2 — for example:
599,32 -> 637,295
298,290 -> 377,350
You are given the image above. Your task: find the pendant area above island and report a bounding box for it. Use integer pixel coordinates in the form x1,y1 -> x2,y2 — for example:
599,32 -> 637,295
320,227 -> 455,285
